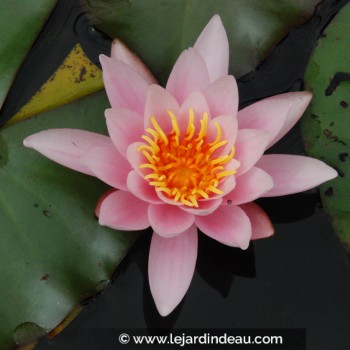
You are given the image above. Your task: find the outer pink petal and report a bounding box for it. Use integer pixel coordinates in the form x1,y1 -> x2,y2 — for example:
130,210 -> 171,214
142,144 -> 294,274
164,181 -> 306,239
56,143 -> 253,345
110,39 -> 157,85
23,129 -> 112,176
203,75 -> 238,117
181,198 -> 222,216
80,145 -> 131,191
166,48 -> 210,105
240,203 -> 274,240
144,85 -> 180,133
100,54 -> 149,115
99,190 -> 150,230
237,99 -> 292,149
268,91 -> 312,147
195,205 -> 252,249
256,154 -> 338,197
193,15 -> 229,82
222,167 -> 274,205
148,225 -> 198,316
234,129 -> 270,176
105,108 -> 144,157
148,204 -> 195,237
127,171 -> 163,204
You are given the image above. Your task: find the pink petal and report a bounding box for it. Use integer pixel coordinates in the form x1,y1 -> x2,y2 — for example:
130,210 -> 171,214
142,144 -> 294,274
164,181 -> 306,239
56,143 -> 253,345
126,141 -> 149,177
268,91 -> 312,147
203,75 -> 239,117
110,39 -> 157,85
237,98 -> 292,148
256,154 -> 338,197
222,167 -> 274,205
217,172 -> 237,196
105,108 -> 144,157
23,129 -> 112,176
148,225 -> 198,316
100,54 -> 150,115
80,145 -> 131,191
144,84 -> 180,133
179,91 -> 211,135
195,205 -> 252,249
127,171 -> 163,204
240,202 -> 274,240
95,189 -> 116,218
234,129 -> 270,176
181,198 -> 223,216
194,15 -> 229,82
148,204 -> 195,237
166,48 -> 210,105
207,114 -> 238,156
99,190 -> 150,230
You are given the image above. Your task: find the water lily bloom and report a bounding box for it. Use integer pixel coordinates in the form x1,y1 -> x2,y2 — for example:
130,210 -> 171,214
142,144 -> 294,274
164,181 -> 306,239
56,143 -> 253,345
24,15 -> 337,316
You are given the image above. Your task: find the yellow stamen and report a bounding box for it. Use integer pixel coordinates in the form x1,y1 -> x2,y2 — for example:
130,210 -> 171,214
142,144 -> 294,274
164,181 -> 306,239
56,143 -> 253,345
137,109 -> 239,207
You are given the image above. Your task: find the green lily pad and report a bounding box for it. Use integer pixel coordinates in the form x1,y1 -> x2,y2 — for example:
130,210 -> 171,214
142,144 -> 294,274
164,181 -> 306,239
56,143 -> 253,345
82,0 -> 321,81
301,3 -> 350,251
0,92 -> 138,349
0,0 -> 57,108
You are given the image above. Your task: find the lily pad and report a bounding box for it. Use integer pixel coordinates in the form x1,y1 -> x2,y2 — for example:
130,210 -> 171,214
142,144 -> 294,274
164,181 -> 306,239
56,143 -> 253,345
82,0 -> 321,81
0,0 -> 57,108
0,92 -> 138,349
301,3 -> 350,251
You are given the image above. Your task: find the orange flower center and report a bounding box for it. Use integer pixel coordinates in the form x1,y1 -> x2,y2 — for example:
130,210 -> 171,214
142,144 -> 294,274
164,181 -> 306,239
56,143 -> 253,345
137,109 -> 236,207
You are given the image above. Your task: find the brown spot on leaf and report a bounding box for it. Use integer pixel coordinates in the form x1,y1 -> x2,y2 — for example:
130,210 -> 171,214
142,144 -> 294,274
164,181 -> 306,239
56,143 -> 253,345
40,274 -> 50,281
339,152 -> 349,162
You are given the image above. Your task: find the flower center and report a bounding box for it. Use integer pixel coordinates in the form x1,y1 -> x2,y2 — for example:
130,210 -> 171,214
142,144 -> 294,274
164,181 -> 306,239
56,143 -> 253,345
137,109 -> 236,207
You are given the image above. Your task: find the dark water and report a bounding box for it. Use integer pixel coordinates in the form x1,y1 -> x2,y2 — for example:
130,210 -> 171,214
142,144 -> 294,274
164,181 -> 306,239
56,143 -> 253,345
1,0 -> 350,349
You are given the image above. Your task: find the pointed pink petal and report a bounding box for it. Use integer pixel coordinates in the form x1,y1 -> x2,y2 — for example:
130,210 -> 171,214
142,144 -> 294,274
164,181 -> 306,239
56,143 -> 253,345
256,154 -> 338,197
99,190 -> 150,230
100,54 -> 149,115
194,15 -> 229,82
237,99 -> 292,148
166,48 -> 210,105
127,171 -> 163,204
222,167 -> 274,205
110,39 -> 157,85
195,205 -> 252,249
240,202 -> 274,240
80,145 -> 131,191
204,75 -> 239,117
105,108 -> 144,157
144,84 -> 180,133
234,129 -> 270,176
23,129 -> 112,176
148,225 -> 198,316
268,91 -> 312,147
180,90 -> 210,118
181,197 -> 222,216
148,204 -> 195,237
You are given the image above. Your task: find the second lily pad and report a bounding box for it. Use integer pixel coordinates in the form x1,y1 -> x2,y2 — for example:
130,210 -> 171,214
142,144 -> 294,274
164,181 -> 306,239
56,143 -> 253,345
301,2 -> 350,251
82,0 -> 321,81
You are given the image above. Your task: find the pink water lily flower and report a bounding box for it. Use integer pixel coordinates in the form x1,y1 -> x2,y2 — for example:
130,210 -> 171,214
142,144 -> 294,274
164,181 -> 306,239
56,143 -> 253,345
24,15 -> 337,316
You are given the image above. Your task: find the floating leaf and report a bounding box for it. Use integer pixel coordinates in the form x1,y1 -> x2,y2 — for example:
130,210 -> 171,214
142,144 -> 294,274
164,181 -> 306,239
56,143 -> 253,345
0,92 -> 139,349
301,3 -> 350,251
0,0 -> 57,108
9,44 -> 103,125
82,0 -> 321,81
